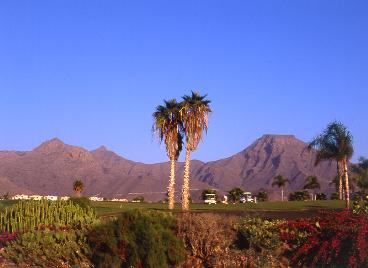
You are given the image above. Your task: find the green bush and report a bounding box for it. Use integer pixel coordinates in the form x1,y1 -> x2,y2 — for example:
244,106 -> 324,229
88,210 -> 185,268
235,217 -> 285,252
0,200 -> 99,232
256,190 -> 269,202
330,192 -> 339,200
1,227 -> 91,268
353,194 -> 368,214
69,197 -> 94,212
288,190 -> 310,201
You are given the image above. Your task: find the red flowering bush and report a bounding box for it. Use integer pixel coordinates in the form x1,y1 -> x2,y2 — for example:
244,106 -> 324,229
280,210 -> 368,267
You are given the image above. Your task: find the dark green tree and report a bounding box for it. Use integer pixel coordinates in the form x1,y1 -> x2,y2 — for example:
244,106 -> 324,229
352,157 -> 368,197
228,188 -> 244,203
256,189 -> 268,202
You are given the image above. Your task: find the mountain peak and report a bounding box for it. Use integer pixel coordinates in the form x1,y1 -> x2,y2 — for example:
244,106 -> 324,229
95,145 -> 108,152
34,138 -> 68,152
260,134 -> 296,139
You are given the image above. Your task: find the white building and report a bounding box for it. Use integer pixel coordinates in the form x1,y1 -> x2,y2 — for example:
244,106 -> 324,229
29,195 -> 43,200
60,196 -> 70,201
89,196 -> 104,202
12,194 -> 29,200
44,195 -> 58,201
111,198 -> 128,202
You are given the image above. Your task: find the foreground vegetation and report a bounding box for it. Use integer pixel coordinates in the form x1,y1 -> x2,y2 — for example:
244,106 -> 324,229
0,197 -> 367,267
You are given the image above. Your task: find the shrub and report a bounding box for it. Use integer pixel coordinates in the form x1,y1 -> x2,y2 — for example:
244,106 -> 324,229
280,211 -> 368,267
235,217 -> 285,252
1,227 -> 91,268
256,190 -> 268,202
353,194 -> 368,214
0,200 -> 99,232
69,197 -> 94,212
177,213 -> 248,267
228,188 -> 244,203
132,196 -> 145,202
316,193 -> 327,200
330,192 -> 339,200
88,210 -> 184,268
288,190 -> 310,201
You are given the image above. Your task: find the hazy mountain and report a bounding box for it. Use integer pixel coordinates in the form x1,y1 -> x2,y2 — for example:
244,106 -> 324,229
0,135 -> 337,201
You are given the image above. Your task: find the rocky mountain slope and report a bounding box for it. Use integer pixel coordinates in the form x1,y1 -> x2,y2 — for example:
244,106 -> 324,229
0,135 -> 337,201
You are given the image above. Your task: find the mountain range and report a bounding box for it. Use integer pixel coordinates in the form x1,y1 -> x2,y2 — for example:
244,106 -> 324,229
0,135 -> 337,201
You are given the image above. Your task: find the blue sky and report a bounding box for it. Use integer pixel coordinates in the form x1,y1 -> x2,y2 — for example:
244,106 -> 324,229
0,1 -> 367,163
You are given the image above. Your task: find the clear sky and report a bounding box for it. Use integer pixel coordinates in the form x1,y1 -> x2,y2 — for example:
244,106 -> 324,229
0,1 -> 367,163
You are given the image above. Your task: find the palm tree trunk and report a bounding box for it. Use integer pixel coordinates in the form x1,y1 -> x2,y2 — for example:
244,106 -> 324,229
338,161 -> 343,200
281,187 -> 284,202
344,156 -> 350,208
168,159 -> 176,210
182,145 -> 191,210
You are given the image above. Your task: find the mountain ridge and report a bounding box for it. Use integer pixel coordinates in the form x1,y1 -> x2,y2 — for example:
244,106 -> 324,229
0,135 -> 337,201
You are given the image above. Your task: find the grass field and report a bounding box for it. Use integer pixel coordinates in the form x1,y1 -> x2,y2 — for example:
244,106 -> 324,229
0,200 -> 346,218
92,200 -> 346,217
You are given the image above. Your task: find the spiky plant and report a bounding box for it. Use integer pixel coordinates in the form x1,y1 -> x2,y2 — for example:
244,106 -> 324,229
180,91 -> 211,210
308,121 -> 353,208
153,99 -> 183,209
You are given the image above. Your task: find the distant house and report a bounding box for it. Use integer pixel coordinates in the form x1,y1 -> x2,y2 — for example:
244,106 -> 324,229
44,195 -> 58,201
89,196 -> 104,202
29,195 -> 43,200
111,198 -> 128,202
12,194 -> 29,200
60,196 -> 70,201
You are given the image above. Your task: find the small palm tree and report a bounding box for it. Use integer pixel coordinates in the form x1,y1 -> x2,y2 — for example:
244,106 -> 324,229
308,121 -> 354,208
180,91 -> 211,210
272,175 -> 290,201
73,179 -> 84,197
153,99 -> 184,210
303,176 -> 321,201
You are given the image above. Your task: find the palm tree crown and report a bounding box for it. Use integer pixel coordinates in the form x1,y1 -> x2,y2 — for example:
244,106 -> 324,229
272,175 -> 290,188
153,99 -> 183,161
181,91 -> 212,151
303,176 -> 321,190
308,121 -> 353,165
73,179 -> 84,196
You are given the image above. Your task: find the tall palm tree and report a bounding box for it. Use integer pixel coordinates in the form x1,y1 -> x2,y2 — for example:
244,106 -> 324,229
308,121 -> 353,208
272,175 -> 290,201
153,99 -> 184,210
303,176 -> 321,201
73,179 -> 84,197
180,91 -> 211,210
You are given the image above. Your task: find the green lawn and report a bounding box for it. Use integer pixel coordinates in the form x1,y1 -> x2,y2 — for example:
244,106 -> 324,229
92,200 -> 345,217
0,199 -> 346,218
